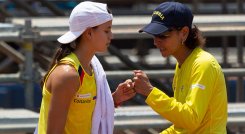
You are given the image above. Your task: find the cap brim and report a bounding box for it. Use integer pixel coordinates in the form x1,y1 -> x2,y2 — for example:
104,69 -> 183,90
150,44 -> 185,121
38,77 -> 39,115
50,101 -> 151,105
57,30 -> 84,44
139,22 -> 169,35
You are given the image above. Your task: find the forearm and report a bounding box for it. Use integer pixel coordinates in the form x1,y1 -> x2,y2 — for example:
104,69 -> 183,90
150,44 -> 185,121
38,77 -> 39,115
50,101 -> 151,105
47,109 -> 67,134
146,87 -> 201,130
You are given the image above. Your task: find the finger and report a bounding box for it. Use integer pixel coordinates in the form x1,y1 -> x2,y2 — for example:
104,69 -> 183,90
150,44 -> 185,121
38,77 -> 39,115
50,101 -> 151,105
134,70 -> 142,73
121,83 -> 134,92
125,79 -> 133,87
121,84 -> 129,90
134,72 -> 142,76
118,83 -> 124,88
123,86 -> 135,93
137,72 -> 148,80
132,82 -> 135,88
136,74 -> 145,79
134,71 -> 146,77
122,92 -> 136,102
125,93 -> 136,100
135,73 -> 142,78
125,79 -> 132,83
133,76 -> 138,82
133,70 -> 142,76
124,89 -> 136,96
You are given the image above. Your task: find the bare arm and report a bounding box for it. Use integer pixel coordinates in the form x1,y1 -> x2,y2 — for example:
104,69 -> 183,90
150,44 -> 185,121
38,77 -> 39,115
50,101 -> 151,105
46,65 -> 79,134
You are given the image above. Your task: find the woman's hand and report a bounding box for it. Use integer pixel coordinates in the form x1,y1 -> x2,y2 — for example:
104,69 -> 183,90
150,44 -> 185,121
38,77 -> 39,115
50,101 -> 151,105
133,70 -> 153,96
112,79 -> 136,107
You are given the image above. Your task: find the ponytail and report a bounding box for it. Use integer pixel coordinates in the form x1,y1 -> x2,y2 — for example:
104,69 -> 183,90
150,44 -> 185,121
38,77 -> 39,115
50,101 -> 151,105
40,41 -> 77,88
185,25 -> 206,49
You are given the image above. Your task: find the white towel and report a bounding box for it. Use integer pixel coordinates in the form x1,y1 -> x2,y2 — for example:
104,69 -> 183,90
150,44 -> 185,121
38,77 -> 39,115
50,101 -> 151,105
91,56 -> 115,134
34,56 -> 114,134
34,125 -> 37,134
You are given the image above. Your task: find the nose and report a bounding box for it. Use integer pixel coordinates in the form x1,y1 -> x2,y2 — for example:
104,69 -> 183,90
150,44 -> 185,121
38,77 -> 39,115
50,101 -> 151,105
109,31 -> 113,40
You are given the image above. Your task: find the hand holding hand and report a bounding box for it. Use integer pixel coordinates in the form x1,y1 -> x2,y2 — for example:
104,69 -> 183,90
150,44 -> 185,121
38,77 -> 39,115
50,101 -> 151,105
113,79 -> 136,106
133,70 -> 153,96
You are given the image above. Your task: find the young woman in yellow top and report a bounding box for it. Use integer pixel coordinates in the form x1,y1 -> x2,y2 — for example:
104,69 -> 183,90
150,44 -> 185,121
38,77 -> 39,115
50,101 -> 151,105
36,1 -> 135,134
133,2 -> 227,134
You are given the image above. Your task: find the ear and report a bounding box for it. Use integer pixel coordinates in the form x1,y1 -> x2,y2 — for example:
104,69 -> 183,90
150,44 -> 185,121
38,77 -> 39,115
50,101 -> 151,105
84,28 -> 93,39
181,26 -> 189,41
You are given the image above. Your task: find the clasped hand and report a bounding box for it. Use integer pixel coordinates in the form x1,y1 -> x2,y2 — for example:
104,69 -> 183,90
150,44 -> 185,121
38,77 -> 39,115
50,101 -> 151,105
114,70 -> 153,105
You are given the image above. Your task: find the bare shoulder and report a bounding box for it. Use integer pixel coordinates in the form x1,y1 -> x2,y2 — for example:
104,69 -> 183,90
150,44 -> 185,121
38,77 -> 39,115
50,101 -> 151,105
48,64 -> 80,94
52,64 -> 78,80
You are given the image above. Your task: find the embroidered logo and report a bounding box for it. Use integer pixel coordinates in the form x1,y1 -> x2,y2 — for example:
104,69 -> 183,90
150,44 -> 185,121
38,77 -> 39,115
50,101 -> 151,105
152,11 -> 164,20
76,93 -> 91,99
74,99 -> 91,103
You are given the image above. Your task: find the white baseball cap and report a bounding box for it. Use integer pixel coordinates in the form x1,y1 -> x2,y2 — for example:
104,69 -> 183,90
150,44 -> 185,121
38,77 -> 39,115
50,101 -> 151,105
57,1 -> 113,44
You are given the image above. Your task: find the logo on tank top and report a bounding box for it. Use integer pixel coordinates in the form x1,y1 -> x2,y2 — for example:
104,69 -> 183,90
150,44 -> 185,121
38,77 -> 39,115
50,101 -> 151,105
76,93 -> 91,98
74,93 -> 96,104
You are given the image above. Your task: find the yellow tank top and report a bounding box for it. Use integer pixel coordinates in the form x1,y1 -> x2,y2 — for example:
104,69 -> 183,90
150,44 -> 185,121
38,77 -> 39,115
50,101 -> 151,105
38,53 -> 97,134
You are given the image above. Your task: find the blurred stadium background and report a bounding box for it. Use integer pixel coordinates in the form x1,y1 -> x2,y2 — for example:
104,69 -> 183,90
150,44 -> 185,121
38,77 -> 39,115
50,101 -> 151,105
0,0 -> 245,134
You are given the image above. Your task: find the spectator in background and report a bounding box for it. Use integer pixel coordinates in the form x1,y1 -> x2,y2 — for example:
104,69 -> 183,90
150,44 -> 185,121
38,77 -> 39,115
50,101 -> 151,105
133,2 -> 228,133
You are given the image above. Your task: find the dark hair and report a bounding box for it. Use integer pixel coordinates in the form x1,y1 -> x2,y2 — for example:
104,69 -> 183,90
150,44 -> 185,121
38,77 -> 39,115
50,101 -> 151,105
107,7 -> 112,14
40,40 -> 78,87
184,25 -> 206,49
